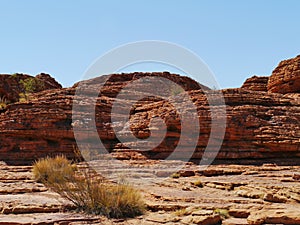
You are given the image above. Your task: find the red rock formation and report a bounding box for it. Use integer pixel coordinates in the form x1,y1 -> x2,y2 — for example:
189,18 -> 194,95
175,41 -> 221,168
268,55 -> 300,93
35,73 -> 62,90
0,74 -> 31,103
0,73 -> 62,104
0,72 -> 206,164
0,68 -> 299,165
124,88 -> 300,163
241,75 -> 269,92
0,88 -> 75,165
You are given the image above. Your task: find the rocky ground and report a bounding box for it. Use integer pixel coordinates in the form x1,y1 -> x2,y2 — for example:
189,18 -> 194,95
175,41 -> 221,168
0,160 -> 299,225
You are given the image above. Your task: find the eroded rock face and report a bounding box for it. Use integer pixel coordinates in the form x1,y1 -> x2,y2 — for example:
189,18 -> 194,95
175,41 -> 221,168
241,75 -> 269,92
0,72 -> 207,165
35,73 -> 62,90
268,55 -> 300,94
0,74 -> 31,103
0,88 -> 75,165
124,88 -> 300,163
0,69 -> 299,165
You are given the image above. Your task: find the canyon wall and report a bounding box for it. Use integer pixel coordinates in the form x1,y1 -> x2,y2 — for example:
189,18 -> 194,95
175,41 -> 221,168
0,57 -> 299,165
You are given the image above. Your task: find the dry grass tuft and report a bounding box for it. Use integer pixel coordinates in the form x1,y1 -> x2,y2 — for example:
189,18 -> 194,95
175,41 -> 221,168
214,208 -> 230,218
191,179 -> 203,188
174,208 -> 190,216
170,172 -> 180,179
32,155 -> 76,183
32,156 -> 145,218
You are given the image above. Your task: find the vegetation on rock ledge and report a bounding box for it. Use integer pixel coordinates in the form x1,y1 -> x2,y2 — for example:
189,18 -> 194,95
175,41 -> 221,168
19,77 -> 45,102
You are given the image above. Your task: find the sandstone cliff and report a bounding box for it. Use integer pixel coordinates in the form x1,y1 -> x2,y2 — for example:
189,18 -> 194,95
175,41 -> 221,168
0,57 -> 299,165
268,55 -> 300,94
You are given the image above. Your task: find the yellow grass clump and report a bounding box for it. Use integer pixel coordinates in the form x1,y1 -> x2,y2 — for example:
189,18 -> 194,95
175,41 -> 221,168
32,155 -> 145,218
32,155 -> 76,183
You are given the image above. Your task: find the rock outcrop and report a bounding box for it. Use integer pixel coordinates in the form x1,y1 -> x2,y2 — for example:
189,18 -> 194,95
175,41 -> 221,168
35,73 -> 62,90
268,55 -> 300,93
241,75 -> 269,92
0,72 -> 208,164
0,73 -> 62,104
0,64 -> 299,165
0,88 -> 75,165
121,88 -> 300,163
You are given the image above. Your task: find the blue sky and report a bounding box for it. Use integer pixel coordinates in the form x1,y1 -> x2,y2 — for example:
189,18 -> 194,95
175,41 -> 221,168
1,0 -> 300,88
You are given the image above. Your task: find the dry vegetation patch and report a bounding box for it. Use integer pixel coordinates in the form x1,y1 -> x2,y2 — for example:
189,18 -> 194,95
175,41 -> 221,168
32,155 -> 145,218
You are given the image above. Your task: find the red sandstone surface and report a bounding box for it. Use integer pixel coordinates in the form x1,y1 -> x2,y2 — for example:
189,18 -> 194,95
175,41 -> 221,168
0,59 -> 299,165
268,55 -> 300,94
0,162 -> 299,225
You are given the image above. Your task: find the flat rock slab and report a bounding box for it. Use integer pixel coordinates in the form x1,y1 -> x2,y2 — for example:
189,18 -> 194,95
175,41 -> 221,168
0,212 -> 101,225
0,192 -> 74,214
223,218 -> 249,225
0,181 -> 47,194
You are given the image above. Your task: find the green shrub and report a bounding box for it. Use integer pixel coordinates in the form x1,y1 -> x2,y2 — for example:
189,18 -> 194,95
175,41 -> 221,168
19,77 -> 44,102
32,156 -> 145,218
10,73 -> 20,79
20,77 -> 44,93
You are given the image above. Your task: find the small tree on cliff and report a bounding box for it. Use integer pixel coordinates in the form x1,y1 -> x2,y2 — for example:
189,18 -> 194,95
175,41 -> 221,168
19,77 -> 44,102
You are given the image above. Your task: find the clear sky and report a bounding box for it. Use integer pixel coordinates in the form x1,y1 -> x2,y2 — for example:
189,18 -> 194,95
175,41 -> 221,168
1,0 -> 300,88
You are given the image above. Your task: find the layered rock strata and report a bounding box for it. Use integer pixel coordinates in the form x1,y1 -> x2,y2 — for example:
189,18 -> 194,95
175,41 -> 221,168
0,66 -> 298,165
268,55 -> 300,93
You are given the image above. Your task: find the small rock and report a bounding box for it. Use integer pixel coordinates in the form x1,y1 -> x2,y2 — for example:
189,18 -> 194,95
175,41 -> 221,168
146,213 -> 180,223
192,215 -> 221,225
179,170 -> 195,177
181,215 -> 193,224
155,171 -> 172,177
228,208 -> 250,218
293,173 -> 300,180
182,186 -> 191,191
263,193 -> 287,203
192,210 -> 214,216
